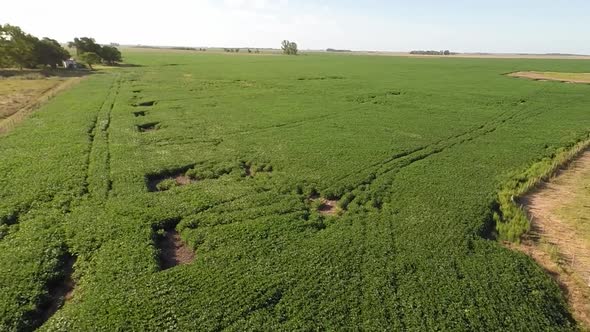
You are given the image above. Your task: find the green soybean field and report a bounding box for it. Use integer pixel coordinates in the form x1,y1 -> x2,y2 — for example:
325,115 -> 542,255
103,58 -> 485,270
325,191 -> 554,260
1,50 -> 589,331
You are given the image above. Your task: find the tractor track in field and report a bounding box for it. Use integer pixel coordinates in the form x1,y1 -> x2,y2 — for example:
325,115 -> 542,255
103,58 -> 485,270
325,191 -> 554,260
1,80 -> 125,236
31,76 -> 122,328
336,104 -> 542,201
81,76 -> 121,201
81,80 -> 116,197
104,77 -> 122,198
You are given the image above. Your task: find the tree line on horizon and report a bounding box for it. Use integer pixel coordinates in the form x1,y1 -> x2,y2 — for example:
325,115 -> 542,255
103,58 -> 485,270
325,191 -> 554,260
0,24 -> 122,70
410,50 -> 456,56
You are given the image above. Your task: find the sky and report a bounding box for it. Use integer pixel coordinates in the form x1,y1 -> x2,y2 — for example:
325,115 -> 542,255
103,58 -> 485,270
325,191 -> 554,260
2,0 -> 590,54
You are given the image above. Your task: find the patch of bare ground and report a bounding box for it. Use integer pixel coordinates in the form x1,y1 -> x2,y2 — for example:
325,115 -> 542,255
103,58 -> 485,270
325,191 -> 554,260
508,71 -> 590,84
37,254 -> 76,325
133,100 -> 156,107
516,150 -> 590,329
147,174 -> 196,192
146,165 -> 197,192
137,122 -> 160,132
309,194 -> 341,216
155,221 -> 195,270
318,199 -> 339,216
244,164 -> 252,177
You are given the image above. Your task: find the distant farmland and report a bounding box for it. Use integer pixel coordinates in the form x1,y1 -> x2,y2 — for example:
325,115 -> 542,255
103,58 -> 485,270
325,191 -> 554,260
1,51 -> 589,331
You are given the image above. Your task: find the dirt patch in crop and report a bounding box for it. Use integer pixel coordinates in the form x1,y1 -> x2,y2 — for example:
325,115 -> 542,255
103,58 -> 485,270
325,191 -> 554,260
159,230 -> 194,269
147,174 -> 195,191
133,111 -> 146,117
508,71 -> 590,84
350,91 -> 402,104
154,220 -> 195,270
137,122 -> 159,132
243,164 -> 252,177
134,100 -> 156,107
318,199 -> 339,216
516,150 -> 590,328
146,165 -> 196,192
298,76 -> 345,81
308,194 -> 340,216
37,254 -> 76,326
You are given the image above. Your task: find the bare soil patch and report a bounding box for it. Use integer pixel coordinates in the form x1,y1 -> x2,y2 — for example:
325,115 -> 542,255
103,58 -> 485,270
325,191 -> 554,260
297,76 -> 345,81
318,199 -> 339,216
518,150 -> 590,328
146,165 -> 196,192
137,122 -> 160,132
37,254 -> 76,326
508,71 -> 590,84
309,194 -> 340,216
154,220 -> 195,270
134,100 -> 156,107
243,164 -> 252,177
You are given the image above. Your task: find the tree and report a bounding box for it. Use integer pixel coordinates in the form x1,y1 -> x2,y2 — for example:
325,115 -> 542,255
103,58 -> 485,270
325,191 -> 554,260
281,40 -> 298,55
79,52 -> 101,70
34,38 -> 70,68
0,25 -> 11,67
68,37 -> 102,56
2,24 -> 38,69
99,45 -> 122,65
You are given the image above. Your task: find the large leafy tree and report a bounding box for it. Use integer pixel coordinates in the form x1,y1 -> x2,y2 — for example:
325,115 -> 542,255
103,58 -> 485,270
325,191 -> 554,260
2,24 -> 38,69
99,45 -> 122,65
79,52 -> 101,70
281,40 -> 298,55
0,25 -> 10,67
34,38 -> 70,68
68,37 -> 102,56
69,37 -> 123,65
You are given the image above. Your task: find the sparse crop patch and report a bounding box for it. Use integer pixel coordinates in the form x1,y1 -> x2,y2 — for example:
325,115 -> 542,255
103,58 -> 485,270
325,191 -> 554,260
36,254 -> 76,327
308,193 -> 342,216
297,75 -> 345,81
146,164 -> 196,192
349,91 -> 402,104
136,122 -> 160,132
133,100 -> 156,107
152,218 -> 195,270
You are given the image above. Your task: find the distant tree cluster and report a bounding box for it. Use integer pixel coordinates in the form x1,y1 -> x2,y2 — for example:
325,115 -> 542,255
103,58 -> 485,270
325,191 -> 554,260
0,24 -> 70,69
224,48 -> 241,53
410,50 -> 455,56
68,37 -> 122,68
326,48 -> 351,53
281,40 -> 298,55
169,46 -> 202,51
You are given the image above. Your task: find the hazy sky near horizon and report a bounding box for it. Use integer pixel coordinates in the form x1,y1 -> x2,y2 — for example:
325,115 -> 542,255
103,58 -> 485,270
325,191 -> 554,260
3,0 -> 589,54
